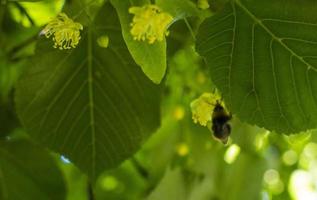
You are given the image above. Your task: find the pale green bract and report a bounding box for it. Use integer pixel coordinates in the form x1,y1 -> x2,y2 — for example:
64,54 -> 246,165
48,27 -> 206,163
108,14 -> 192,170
111,0 -> 168,84
0,139 -> 66,200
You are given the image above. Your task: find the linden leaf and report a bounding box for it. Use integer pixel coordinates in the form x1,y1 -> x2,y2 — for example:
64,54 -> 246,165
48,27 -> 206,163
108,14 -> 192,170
0,139 -> 66,200
196,0 -> 317,134
156,0 -> 199,19
15,3 -> 161,181
8,0 -> 44,1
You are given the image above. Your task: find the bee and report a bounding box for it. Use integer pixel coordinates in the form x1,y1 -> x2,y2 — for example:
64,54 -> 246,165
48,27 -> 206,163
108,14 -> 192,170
211,101 -> 232,144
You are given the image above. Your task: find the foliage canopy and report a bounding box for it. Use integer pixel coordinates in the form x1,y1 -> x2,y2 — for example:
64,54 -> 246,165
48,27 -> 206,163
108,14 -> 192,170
2,0 -> 317,199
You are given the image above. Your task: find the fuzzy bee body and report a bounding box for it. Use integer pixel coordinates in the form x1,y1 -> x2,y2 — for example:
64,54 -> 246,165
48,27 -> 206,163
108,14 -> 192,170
211,102 -> 232,144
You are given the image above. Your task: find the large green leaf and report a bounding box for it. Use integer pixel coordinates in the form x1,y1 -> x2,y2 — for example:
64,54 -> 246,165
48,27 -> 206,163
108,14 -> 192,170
63,0 -> 104,26
110,0 -> 167,84
156,0 -> 199,19
15,3 -> 161,181
0,100 -> 19,137
57,159 -> 88,200
0,139 -> 66,200
7,0 -> 43,2
196,0 -> 317,134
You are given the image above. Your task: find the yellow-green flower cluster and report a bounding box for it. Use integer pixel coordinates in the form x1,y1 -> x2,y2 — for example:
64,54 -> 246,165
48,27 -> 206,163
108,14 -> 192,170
190,92 -> 224,126
129,5 -> 173,44
42,13 -> 83,50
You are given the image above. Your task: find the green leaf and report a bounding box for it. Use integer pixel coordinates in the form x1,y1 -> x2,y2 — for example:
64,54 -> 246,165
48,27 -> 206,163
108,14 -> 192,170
8,1 -> 63,26
0,139 -> 66,200
7,0 -> 43,2
156,0 -> 199,19
15,3 -> 161,181
57,159 -> 88,200
63,0 -> 104,26
196,0 -> 317,134
0,58 -> 25,101
0,101 -> 19,137
110,0 -> 167,84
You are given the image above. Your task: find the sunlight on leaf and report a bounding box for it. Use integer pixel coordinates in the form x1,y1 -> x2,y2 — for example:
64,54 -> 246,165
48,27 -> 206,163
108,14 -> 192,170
224,144 -> 240,164
97,35 -> 109,48
282,150 -> 298,166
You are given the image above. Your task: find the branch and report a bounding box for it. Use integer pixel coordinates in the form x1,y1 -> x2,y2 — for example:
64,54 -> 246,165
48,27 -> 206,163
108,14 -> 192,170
131,157 -> 149,179
13,2 -> 35,25
87,182 -> 95,200
8,33 -> 39,60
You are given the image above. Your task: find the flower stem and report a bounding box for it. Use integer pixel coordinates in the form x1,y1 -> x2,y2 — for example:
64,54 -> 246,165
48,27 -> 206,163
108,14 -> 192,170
184,17 -> 196,41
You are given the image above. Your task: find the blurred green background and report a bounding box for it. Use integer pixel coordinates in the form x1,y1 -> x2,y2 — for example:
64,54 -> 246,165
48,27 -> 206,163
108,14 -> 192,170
1,1 -> 317,200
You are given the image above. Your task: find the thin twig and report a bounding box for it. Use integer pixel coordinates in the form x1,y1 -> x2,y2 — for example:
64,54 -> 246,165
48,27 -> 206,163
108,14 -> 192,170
131,157 -> 149,179
13,2 -> 35,25
87,182 -> 95,200
9,55 -> 33,62
184,17 -> 196,41
8,33 -> 39,59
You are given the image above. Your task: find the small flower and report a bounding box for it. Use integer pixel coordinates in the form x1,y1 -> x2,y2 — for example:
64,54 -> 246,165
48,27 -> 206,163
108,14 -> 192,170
42,13 -> 83,50
129,5 -> 173,44
190,92 -> 225,126
197,0 -> 210,10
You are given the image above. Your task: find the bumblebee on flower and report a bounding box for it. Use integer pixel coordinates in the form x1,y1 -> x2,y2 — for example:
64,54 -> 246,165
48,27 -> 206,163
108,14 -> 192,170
191,92 -> 232,144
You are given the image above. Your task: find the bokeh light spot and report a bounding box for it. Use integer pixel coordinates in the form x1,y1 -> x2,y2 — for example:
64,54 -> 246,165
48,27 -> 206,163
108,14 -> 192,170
176,143 -> 189,157
264,169 -> 280,185
101,176 -> 118,191
264,169 -> 284,194
282,150 -> 298,166
303,143 -> 317,159
289,170 -> 317,200
224,144 -> 241,164
173,106 -> 185,121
